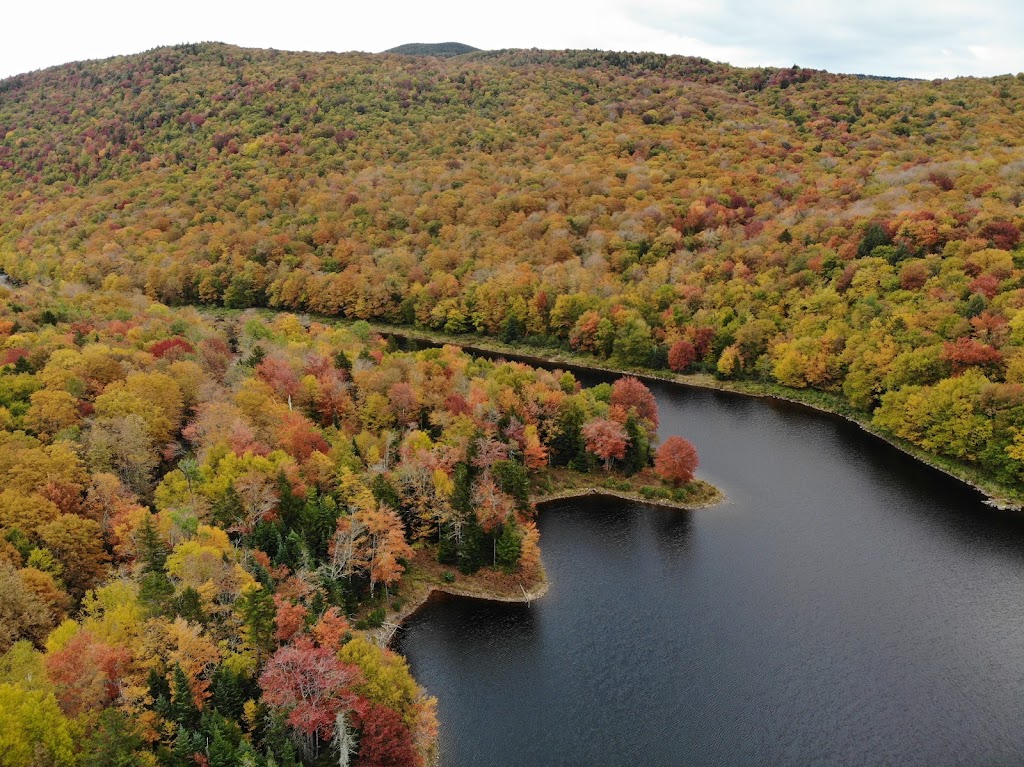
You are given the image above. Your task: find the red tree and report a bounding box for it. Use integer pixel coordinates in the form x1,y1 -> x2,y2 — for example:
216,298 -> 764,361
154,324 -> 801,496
273,596 -> 309,644
471,475 -> 514,533
688,326 -> 716,358
968,274 -> 1000,299
980,220 -> 1021,250
444,392 -> 470,416
314,371 -> 353,428
353,700 -> 419,767
942,337 -> 1004,377
582,418 -> 629,470
276,411 -> 329,461
148,337 -> 195,359
388,382 -> 420,425
668,340 -> 697,373
654,436 -> 699,486
259,637 -> 360,742
199,338 -> 233,380
256,355 -> 302,403
610,376 -> 659,427
311,607 -> 350,652
1,347 -> 28,366
45,631 -> 131,718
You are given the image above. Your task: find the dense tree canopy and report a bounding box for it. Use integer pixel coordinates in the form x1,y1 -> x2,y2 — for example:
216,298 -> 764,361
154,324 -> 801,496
0,283 -> 694,765
0,43 -> 1020,492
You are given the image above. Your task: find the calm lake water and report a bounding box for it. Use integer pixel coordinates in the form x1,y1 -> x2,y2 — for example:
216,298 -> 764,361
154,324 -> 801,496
394,359 -> 1024,766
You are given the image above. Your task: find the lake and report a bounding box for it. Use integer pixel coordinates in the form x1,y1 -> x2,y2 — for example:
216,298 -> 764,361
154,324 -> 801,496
394,361 -> 1024,766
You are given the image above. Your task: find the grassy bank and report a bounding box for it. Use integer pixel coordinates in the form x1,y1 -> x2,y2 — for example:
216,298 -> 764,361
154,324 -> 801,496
530,467 -> 723,510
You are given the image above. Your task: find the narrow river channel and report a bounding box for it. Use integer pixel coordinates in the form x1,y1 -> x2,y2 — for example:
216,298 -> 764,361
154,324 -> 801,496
394,351 -> 1024,766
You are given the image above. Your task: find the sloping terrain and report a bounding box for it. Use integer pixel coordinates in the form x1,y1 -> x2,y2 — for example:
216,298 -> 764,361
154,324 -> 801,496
1,43 -> 1023,489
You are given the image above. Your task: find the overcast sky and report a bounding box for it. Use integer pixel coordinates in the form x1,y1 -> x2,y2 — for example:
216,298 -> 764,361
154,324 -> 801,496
2,0 -> 1021,80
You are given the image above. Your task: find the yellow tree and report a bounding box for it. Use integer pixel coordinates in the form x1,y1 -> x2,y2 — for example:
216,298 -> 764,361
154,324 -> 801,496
24,390 -> 80,440
0,683 -> 75,767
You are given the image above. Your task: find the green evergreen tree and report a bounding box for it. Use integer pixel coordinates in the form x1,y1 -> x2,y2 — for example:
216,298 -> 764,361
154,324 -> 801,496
491,459 -> 530,510
148,667 -> 171,702
242,344 -> 266,368
458,513 -> 486,575
138,515 -> 168,574
495,520 -> 523,573
171,587 -> 207,625
552,400 -> 587,467
857,222 -> 891,257
171,725 -> 204,767
277,529 -> 308,570
300,493 -> 338,558
259,713 -> 299,767
622,413 -> 650,476
212,486 -> 244,529
210,667 -> 248,721
81,708 -> 146,767
203,711 -> 243,767
235,585 -> 276,664
437,525 -> 458,565
499,315 -> 526,343
168,665 -> 200,730
370,474 -> 402,510
248,520 -> 283,562
451,462 -> 474,514
276,472 -> 305,530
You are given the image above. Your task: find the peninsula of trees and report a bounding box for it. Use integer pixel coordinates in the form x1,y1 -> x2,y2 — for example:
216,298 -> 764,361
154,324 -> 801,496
0,283 -> 708,766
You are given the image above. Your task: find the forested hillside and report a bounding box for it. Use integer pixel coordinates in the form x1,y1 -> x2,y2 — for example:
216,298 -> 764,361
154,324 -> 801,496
0,44 -> 1022,484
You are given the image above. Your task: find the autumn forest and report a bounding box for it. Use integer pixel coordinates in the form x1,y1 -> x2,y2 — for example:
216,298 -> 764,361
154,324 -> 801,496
1,41 -> 1023,766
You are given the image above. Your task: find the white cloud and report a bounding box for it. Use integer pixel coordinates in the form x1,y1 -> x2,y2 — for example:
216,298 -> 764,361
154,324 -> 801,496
620,0 -> 1024,77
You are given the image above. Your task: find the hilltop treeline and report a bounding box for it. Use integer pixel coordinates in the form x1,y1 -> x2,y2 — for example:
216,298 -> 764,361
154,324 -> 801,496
1,43 -> 1023,490
384,43 -> 479,57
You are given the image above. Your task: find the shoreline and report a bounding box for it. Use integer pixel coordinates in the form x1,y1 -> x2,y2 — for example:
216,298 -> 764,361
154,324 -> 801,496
375,574 -> 552,649
531,483 -> 725,511
212,305 -> 1021,509
356,321 -> 1022,512
371,483 -> 719,766
374,485 -> 721,649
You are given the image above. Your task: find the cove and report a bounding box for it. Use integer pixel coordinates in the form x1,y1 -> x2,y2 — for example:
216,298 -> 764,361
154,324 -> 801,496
394,365 -> 1024,766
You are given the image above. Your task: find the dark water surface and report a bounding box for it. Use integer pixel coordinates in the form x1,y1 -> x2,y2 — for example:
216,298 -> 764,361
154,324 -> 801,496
395,366 -> 1024,766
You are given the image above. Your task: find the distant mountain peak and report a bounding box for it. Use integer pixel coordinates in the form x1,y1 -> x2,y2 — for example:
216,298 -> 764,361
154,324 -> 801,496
383,42 -> 479,57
